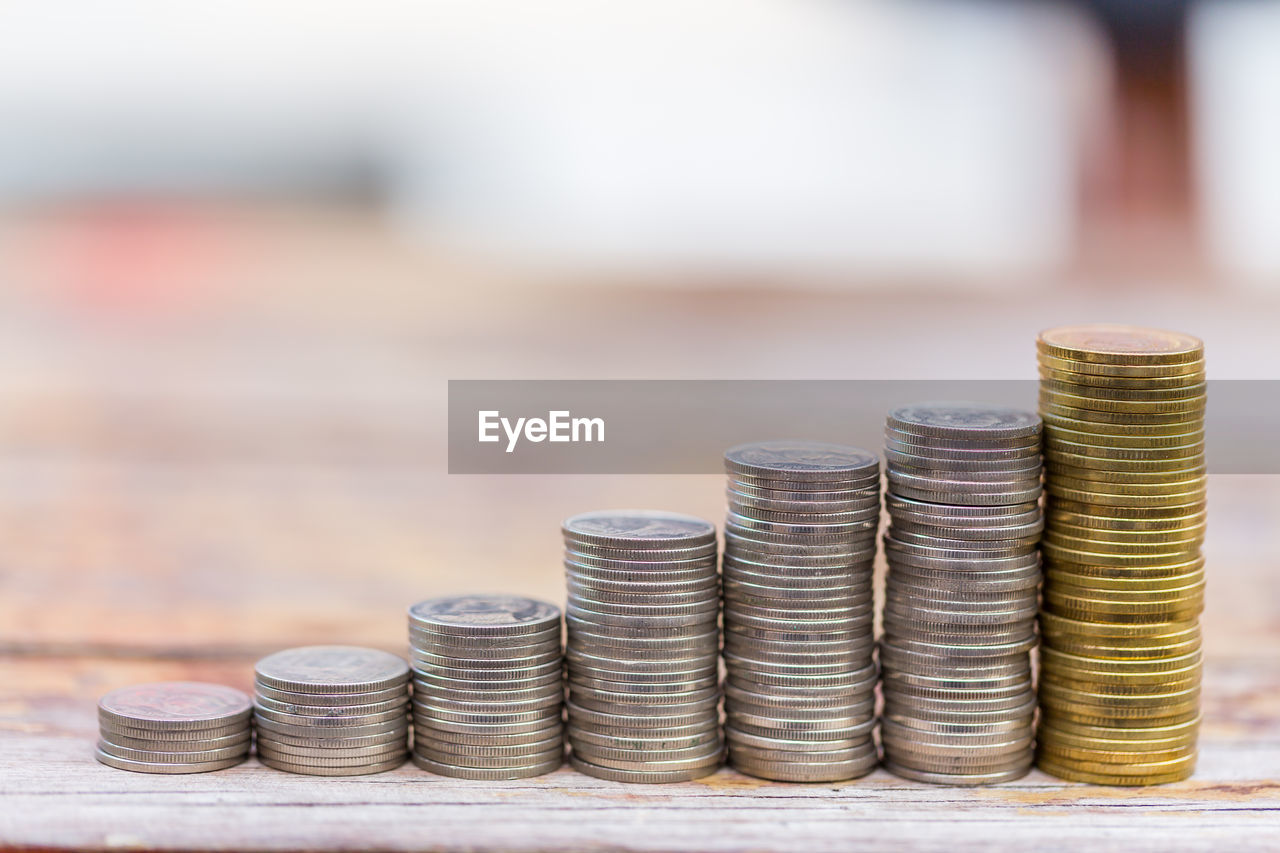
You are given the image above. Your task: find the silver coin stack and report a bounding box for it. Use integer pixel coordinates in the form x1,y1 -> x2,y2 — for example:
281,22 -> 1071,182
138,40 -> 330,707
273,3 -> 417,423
253,645 -> 410,775
408,595 -> 565,779
563,510 -> 724,783
880,402 -> 1043,785
96,682 -> 252,774
721,440 -> 881,782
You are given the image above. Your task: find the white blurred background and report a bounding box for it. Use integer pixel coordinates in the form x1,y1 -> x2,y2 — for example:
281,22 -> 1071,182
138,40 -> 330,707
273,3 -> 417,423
0,0 -> 1273,281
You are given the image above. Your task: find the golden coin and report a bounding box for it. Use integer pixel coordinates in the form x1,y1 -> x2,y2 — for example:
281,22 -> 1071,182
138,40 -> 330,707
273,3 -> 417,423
1040,667 -> 1202,694
1042,592 -> 1206,616
1038,742 -> 1197,768
1035,756 -> 1194,785
1041,647 -> 1201,673
1037,324 -> 1203,365
1040,407 -> 1204,433
1038,612 -> 1200,640
1047,463 -> 1209,485
1039,389 -> 1207,417
1044,569 -> 1204,594
1043,435 -> 1205,461
1037,730 -> 1198,756
1045,507 -> 1207,532
1044,452 -> 1205,476
1039,373 -> 1208,397
1038,366 -> 1206,390
1043,528 -> 1202,552
1039,679 -> 1200,707
1037,354 -> 1205,381
1045,497 -> 1208,522
1041,636 -> 1203,662
1042,542 -> 1204,570
1044,484 -> 1205,510
1043,422 -> 1205,449
1042,551 -> 1204,575
1036,714 -> 1200,742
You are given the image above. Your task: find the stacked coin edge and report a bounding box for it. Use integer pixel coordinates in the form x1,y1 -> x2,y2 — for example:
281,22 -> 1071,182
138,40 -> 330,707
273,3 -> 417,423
409,595 -> 565,779
96,681 -> 252,774
1036,324 -> 1206,785
721,440 -> 881,782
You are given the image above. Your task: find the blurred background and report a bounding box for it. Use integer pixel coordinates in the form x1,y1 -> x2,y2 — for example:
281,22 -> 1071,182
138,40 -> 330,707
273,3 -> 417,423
1,0 -> 1278,689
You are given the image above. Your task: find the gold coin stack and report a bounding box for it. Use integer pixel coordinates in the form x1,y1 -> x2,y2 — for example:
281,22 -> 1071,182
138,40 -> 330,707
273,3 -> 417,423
1035,323 -> 1206,785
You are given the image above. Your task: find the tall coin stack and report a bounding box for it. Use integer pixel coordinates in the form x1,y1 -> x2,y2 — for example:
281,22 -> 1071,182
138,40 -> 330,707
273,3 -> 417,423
562,510 -> 723,783
1036,324 -> 1206,785
880,403 -> 1043,785
721,440 -> 881,782
253,645 -> 410,775
96,682 -> 252,774
408,595 -> 565,779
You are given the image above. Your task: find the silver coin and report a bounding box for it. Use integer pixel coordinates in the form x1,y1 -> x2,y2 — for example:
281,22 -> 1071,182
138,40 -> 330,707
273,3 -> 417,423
257,727 -> 407,750
726,718 -> 876,741
569,745 -> 723,774
728,740 -> 875,765
96,739 -> 250,764
95,747 -> 247,774
885,447 -> 1042,474
98,682 -> 252,732
418,722 -> 564,747
889,482 -> 1044,507
416,742 -> 564,765
882,760 -> 1032,786
253,704 -> 407,728
413,714 -> 563,737
562,510 -> 717,550
99,719 -> 250,744
412,752 -> 562,780
256,742 -> 407,765
565,606 -> 719,629
99,728 -> 251,753
255,646 -> 409,695
724,440 -> 879,482
409,622 -> 561,646
887,403 -> 1042,441
258,754 -> 406,776
252,694 -> 409,717
410,637 -> 563,661
568,753 -> 719,783
254,682 -> 407,707
408,595 -> 560,636
410,648 -> 562,671
567,726 -> 720,751
253,716 -> 407,739
724,726 -> 872,751
565,700 -> 715,730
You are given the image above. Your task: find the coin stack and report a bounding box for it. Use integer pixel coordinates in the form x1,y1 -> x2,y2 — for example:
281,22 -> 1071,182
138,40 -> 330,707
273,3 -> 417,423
562,510 -> 723,783
408,595 -> 565,779
96,682 -> 252,774
1036,324 -> 1206,785
880,402 -> 1044,785
253,645 -> 410,775
720,440 -> 880,782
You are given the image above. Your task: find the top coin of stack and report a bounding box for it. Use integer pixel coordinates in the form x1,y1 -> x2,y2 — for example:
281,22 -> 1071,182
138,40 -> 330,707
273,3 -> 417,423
1036,324 -> 1206,786
96,682 -> 252,774
880,402 -> 1043,785
721,440 -> 881,783
408,595 -> 565,780
562,510 -> 724,783
253,645 -> 410,776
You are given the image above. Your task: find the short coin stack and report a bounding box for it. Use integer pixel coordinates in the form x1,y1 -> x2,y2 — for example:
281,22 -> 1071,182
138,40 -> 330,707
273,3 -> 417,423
721,440 -> 881,782
1036,324 -> 1206,785
880,402 -> 1043,785
563,510 -> 723,783
96,682 -> 252,773
408,595 -> 565,779
253,645 -> 410,775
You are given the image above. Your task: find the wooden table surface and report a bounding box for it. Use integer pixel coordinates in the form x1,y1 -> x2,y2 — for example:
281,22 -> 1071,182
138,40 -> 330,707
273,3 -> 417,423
1,207 -> 1278,851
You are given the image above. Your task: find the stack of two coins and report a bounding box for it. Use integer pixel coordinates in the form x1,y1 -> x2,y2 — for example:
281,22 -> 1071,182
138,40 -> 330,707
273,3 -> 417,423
253,646 -> 410,775
563,510 -> 723,783
880,403 -> 1044,785
1036,324 -> 1206,785
96,682 -> 252,774
720,441 -> 881,782
408,596 -> 565,779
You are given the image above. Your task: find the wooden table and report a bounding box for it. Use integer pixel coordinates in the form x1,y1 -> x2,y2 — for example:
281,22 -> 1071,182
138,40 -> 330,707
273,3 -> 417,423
1,207 -> 1278,851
